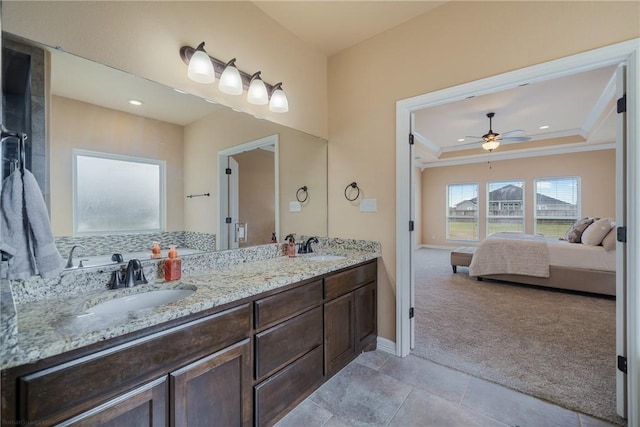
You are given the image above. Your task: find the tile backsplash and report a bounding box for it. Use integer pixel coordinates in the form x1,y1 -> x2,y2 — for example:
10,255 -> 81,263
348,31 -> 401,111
55,231 -> 216,257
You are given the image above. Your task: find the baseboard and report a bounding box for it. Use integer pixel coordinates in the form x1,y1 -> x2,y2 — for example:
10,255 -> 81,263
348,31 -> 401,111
376,337 -> 397,355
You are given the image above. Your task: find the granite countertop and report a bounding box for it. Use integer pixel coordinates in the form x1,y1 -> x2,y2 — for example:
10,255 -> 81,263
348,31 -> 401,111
1,248 -> 378,371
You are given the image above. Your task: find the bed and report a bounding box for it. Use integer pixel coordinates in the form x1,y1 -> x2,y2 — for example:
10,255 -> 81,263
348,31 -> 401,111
468,232 -> 616,296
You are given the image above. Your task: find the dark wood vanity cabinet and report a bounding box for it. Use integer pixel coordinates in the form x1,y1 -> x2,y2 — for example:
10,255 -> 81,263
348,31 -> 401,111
11,304 -> 252,426
324,261 -> 377,376
2,259 -> 377,427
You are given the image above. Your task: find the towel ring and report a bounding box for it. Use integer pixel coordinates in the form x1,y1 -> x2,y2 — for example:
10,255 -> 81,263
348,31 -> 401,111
296,186 -> 308,203
344,182 -> 360,202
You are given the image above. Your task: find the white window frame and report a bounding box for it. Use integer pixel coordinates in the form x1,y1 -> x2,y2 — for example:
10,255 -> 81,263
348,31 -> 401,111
533,176 -> 581,237
72,149 -> 166,235
446,182 -> 479,242
486,180 -> 525,237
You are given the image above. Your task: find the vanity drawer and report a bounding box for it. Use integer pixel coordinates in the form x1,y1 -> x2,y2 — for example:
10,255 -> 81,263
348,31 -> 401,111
18,304 -> 250,424
254,345 -> 323,427
254,279 -> 323,329
324,261 -> 377,299
255,307 -> 323,381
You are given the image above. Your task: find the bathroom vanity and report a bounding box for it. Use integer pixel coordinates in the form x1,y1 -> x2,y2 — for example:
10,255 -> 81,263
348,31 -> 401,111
1,252 -> 378,427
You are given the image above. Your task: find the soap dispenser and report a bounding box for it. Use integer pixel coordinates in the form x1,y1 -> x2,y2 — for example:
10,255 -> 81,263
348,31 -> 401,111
151,241 -> 162,259
164,245 -> 182,281
285,234 -> 296,257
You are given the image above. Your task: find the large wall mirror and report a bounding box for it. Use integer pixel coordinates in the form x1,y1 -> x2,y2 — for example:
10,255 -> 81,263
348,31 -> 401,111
2,33 -> 328,263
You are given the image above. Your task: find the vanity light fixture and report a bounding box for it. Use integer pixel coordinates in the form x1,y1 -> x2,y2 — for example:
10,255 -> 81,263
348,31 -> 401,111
187,42 -> 216,84
180,43 -> 289,113
269,83 -> 289,113
247,72 -> 269,105
219,58 -> 243,95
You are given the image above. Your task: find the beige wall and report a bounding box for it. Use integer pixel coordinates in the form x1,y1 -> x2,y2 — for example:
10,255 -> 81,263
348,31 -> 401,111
183,107 -> 327,240
234,149 -> 276,247
2,1 -> 328,139
328,1 -> 639,341
420,150 -> 616,247
50,95 -> 184,236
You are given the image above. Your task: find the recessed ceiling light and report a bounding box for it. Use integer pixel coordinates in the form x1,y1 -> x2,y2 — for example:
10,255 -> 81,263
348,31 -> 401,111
232,108 -> 242,113
457,138 -> 465,142
539,125 -> 550,130
205,99 -> 217,104
173,88 -> 187,94
128,99 -> 143,106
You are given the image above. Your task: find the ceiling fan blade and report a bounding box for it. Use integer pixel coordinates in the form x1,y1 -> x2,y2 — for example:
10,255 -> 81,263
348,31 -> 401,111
464,135 -> 483,139
501,136 -> 531,142
500,129 -> 525,137
451,140 -> 483,148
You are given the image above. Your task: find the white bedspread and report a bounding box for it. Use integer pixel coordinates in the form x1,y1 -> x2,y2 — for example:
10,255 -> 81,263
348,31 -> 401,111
469,233 -> 550,278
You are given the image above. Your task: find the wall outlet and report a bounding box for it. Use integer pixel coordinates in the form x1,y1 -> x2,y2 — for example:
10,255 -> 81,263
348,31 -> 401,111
360,198 -> 377,213
289,201 -> 302,212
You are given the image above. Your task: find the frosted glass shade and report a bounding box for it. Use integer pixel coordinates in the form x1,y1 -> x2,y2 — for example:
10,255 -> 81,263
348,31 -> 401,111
247,77 -> 269,105
187,50 -> 215,84
482,140 -> 500,151
269,87 -> 289,113
219,64 -> 243,95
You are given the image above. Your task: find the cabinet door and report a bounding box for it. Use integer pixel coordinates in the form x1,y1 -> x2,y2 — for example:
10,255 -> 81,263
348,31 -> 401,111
55,377 -> 167,427
170,339 -> 251,427
355,282 -> 377,353
324,293 -> 355,376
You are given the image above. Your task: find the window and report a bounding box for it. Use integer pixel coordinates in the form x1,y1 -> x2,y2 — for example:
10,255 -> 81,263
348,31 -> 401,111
447,183 -> 478,241
534,177 -> 580,237
487,180 -> 524,235
73,151 -> 165,234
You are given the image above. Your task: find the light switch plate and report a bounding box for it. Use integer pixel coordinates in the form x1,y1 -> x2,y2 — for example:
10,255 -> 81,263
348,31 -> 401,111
289,201 -> 302,212
360,198 -> 377,213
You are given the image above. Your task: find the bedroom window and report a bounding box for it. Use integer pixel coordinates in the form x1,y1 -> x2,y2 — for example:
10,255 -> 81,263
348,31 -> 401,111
487,180 -> 524,235
447,183 -> 479,241
73,150 -> 165,235
534,177 -> 580,237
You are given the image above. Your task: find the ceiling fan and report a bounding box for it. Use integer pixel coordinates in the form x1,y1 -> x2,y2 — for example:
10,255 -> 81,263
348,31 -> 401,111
465,112 -> 531,151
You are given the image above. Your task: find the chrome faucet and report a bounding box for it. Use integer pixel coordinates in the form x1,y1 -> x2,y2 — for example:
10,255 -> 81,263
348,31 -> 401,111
65,245 -> 86,269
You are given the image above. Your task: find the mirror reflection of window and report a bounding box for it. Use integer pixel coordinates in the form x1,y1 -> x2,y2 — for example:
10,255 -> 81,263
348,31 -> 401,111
73,151 -> 165,234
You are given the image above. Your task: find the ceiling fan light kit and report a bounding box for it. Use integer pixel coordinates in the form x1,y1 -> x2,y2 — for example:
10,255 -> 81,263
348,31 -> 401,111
463,112 -> 531,152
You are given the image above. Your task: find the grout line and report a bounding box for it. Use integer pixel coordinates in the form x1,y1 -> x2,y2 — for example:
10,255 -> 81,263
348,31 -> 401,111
385,386 -> 414,427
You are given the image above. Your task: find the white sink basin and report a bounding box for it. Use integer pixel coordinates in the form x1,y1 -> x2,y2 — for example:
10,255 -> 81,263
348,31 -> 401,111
86,289 -> 195,314
306,255 -> 347,262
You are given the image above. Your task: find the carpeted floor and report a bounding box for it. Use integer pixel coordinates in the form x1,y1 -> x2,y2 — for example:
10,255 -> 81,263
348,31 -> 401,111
411,248 -> 624,425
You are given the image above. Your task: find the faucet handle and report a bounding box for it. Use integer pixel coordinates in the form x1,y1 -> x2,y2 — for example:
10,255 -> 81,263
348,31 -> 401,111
78,259 -> 89,268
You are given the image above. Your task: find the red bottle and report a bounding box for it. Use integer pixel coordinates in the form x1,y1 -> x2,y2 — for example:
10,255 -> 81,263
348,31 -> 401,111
164,245 -> 182,281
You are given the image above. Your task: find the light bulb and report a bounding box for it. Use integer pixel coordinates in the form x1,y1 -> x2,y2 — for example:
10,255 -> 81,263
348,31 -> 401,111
269,83 -> 289,113
482,140 -> 500,151
219,59 -> 243,95
187,43 -> 215,84
247,73 -> 269,105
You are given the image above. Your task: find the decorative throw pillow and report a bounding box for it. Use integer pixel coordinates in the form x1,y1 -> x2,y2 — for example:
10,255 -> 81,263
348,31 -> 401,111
602,223 -> 617,251
563,217 -> 595,243
582,217 -> 614,246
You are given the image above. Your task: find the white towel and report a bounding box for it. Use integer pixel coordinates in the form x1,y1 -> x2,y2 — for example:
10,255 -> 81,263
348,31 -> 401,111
0,169 -> 63,279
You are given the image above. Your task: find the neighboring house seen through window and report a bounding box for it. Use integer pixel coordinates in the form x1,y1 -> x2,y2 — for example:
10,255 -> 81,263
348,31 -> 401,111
534,177 -> 580,238
73,150 -> 165,234
487,180 -> 525,235
447,183 -> 479,241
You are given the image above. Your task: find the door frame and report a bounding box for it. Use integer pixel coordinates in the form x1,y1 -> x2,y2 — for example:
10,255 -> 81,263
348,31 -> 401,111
217,134 -> 279,250
396,38 -> 639,423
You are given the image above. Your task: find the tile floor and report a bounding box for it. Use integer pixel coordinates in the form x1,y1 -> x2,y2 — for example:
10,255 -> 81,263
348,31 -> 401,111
275,351 -> 619,427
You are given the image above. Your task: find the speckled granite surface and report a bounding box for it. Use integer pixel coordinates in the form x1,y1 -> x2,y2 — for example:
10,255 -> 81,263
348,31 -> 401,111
1,239 -> 379,370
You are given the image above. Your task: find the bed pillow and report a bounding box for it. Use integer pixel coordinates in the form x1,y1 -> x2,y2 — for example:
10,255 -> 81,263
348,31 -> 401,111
582,217 -> 614,246
602,224 -> 617,251
563,217 -> 595,243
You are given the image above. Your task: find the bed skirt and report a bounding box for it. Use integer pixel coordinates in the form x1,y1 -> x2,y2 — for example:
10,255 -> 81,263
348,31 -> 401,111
478,265 -> 616,296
